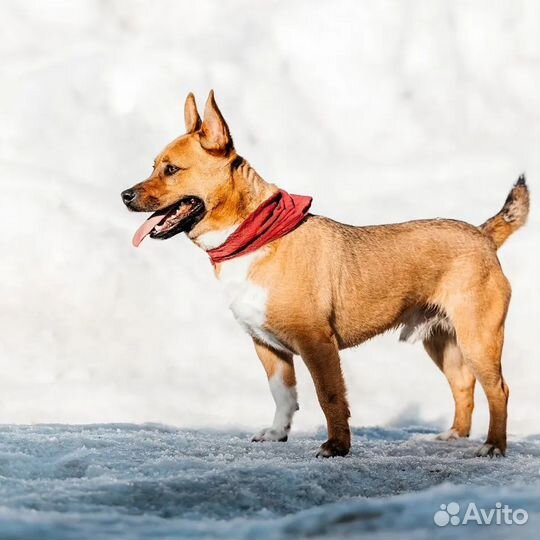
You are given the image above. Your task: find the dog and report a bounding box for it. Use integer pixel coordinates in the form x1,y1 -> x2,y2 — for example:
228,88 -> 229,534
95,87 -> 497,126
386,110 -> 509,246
121,91 -> 529,458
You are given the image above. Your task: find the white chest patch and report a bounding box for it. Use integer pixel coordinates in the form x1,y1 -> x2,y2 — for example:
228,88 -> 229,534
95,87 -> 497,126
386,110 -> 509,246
219,251 -> 291,354
198,229 -> 290,353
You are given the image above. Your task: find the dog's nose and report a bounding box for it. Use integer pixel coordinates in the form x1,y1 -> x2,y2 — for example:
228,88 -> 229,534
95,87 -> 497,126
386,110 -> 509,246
121,189 -> 137,205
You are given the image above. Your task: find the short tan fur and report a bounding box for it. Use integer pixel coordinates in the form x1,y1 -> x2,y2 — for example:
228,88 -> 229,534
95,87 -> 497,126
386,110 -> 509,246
122,91 -> 530,458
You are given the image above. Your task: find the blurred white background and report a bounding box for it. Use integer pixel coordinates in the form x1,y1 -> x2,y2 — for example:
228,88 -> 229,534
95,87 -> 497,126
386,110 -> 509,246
0,0 -> 538,437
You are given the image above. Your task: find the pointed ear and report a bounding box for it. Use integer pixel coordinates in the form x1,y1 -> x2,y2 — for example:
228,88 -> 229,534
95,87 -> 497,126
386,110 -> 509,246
184,92 -> 202,133
200,90 -> 233,153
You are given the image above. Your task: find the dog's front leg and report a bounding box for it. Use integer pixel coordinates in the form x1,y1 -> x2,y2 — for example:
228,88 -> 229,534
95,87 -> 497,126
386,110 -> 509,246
298,336 -> 351,457
251,339 -> 298,443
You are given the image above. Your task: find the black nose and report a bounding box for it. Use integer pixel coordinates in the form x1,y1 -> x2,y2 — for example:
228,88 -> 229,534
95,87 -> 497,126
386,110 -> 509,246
121,189 -> 137,205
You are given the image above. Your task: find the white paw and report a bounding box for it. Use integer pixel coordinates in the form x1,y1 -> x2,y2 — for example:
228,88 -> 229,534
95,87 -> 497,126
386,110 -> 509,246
476,443 -> 505,458
251,427 -> 288,442
436,428 -> 465,441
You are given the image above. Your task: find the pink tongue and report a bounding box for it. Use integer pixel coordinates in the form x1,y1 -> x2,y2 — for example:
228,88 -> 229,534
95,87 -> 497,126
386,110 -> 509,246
132,214 -> 166,247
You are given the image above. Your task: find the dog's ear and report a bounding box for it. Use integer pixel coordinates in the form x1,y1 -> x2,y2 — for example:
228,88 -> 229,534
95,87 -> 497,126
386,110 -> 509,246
184,93 -> 202,133
200,90 -> 233,153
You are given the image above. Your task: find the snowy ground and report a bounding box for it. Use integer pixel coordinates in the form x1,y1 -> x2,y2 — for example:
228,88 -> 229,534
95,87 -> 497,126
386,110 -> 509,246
0,424 -> 538,540
0,1 -> 539,539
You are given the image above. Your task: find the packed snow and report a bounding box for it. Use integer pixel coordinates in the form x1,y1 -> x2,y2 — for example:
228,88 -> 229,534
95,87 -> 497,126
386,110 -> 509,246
0,424 -> 538,539
0,0 -> 539,539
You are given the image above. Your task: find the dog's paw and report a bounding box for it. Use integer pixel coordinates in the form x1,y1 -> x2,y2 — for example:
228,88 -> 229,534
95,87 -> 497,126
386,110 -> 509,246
316,438 -> 350,458
435,428 -> 468,441
251,427 -> 288,442
476,443 -> 505,458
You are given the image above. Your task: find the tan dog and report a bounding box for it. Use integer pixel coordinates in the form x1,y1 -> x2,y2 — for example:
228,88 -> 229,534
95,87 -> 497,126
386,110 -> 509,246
121,91 -> 529,458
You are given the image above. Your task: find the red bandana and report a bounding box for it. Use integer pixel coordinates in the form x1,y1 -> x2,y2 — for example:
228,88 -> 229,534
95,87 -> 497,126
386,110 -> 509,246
207,189 -> 313,265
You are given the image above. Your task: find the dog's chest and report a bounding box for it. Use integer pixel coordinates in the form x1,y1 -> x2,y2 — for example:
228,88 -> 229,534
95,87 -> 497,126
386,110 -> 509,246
216,251 -> 289,353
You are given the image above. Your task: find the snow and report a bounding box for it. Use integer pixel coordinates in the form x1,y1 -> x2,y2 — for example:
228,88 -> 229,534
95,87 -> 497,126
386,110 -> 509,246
0,424 -> 538,539
0,0 -> 539,538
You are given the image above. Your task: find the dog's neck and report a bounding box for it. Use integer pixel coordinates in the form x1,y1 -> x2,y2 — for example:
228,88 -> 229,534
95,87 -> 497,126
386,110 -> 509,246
231,157 -> 278,212
191,156 -> 278,251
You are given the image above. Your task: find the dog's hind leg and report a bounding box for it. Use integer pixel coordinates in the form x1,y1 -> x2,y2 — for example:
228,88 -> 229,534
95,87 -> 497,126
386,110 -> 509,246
251,339 -> 298,443
446,274 -> 511,457
424,329 -> 476,440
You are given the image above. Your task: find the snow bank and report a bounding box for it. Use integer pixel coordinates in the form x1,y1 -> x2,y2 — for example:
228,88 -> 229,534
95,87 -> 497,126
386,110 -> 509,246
0,424 -> 538,539
0,1 -> 538,439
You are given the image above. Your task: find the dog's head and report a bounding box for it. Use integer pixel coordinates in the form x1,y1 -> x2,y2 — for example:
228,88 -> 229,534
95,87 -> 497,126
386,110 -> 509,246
121,91 -> 239,246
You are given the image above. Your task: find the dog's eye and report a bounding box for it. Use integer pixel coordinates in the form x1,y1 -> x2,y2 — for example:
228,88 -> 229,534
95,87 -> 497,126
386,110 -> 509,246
164,164 -> 180,176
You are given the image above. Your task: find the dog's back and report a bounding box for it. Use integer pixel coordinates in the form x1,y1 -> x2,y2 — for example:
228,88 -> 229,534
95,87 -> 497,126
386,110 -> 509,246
259,177 -> 528,348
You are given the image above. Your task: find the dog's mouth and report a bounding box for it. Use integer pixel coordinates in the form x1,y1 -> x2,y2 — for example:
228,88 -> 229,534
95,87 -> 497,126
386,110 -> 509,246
132,197 -> 205,247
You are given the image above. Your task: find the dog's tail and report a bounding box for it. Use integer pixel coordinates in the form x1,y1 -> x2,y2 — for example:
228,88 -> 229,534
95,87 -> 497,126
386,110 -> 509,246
479,174 -> 530,249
